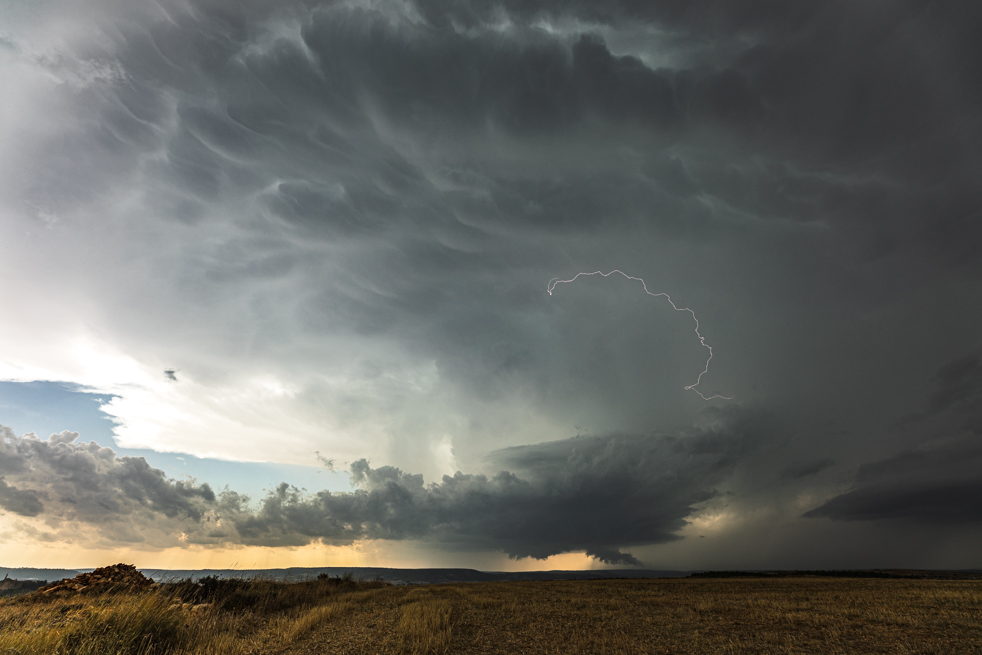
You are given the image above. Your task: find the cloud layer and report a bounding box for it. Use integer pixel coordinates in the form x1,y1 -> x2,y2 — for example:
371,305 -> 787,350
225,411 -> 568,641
1,0 -> 981,566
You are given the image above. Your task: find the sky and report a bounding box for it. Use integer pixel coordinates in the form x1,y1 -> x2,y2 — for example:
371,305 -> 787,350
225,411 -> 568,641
0,0 -> 981,571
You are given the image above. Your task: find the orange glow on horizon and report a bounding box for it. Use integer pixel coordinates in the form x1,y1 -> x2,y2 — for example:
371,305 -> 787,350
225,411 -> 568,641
0,540 -> 600,572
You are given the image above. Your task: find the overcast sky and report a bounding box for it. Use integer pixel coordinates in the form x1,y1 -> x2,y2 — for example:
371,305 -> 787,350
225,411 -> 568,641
1,0 -> 980,571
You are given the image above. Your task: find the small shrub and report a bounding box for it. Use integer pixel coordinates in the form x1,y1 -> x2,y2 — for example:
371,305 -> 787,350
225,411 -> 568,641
169,575 -> 249,605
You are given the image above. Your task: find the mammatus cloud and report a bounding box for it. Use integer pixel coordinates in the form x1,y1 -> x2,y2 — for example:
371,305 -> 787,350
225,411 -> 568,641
0,408 -> 769,562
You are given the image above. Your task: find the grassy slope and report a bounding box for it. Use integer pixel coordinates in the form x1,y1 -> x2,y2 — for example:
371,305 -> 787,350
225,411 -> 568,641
1,577 -> 980,654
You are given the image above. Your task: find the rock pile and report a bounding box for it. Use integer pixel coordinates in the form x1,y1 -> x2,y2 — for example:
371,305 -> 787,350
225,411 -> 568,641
38,563 -> 154,595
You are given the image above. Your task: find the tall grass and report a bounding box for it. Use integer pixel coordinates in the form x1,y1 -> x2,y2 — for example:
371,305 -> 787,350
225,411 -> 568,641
0,575 -> 387,655
0,591 -> 198,654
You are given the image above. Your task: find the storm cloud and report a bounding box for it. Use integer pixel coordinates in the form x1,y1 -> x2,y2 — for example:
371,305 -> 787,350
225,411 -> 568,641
1,0 -> 981,567
806,353 -> 982,525
1,409 -> 769,563
233,407 -> 768,559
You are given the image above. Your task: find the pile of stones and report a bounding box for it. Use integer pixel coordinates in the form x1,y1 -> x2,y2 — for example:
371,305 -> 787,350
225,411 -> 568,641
37,563 -> 154,595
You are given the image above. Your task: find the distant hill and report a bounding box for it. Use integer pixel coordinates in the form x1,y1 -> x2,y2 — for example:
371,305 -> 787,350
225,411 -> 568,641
139,567 -> 692,584
0,577 -> 49,597
690,569 -> 982,580
5,565 -> 979,587
0,568 -> 84,582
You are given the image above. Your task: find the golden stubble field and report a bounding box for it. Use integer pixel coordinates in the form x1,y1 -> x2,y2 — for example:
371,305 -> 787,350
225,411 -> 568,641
1,576 -> 980,654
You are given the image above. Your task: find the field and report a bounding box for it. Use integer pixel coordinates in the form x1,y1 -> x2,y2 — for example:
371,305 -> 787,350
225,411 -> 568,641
1,576 -> 980,654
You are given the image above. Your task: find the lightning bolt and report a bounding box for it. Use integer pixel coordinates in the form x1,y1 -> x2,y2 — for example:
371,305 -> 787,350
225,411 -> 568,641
547,270 -> 732,401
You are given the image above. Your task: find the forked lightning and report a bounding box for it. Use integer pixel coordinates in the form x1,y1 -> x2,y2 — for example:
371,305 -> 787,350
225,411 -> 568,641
547,270 -> 732,401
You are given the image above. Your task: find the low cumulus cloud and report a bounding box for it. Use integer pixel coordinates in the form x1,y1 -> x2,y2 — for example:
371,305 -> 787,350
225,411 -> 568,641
0,424 -> 216,540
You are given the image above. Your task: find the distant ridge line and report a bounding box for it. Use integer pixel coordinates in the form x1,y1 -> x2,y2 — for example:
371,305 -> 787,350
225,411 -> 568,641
139,567 -> 693,585
4,566 -> 980,585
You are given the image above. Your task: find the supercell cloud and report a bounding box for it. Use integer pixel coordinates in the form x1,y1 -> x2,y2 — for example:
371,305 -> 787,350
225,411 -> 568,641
0,0 -> 981,567
0,408 -> 768,563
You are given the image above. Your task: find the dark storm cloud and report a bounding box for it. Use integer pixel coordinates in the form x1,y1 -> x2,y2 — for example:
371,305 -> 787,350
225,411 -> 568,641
232,417 -> 754,559
2,0 -> 982,567
806,353 -> 982,524
780,458 -> 834,481
98,0 -> 975,292
66,0 -> 753,245
39,0 -> 979,243
298,20 -> 688,136
12,0 -> 979,331
585,547 -> 642,567
803,439 -> 982,524
1,408 -> 770,561
927,353 -> 982,416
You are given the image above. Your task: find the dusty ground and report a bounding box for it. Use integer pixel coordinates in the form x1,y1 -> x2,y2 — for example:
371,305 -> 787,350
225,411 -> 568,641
268,577 -> 982,654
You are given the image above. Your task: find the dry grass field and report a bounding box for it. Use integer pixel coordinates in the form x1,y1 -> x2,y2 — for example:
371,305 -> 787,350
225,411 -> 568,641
1,575 -> 979,654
